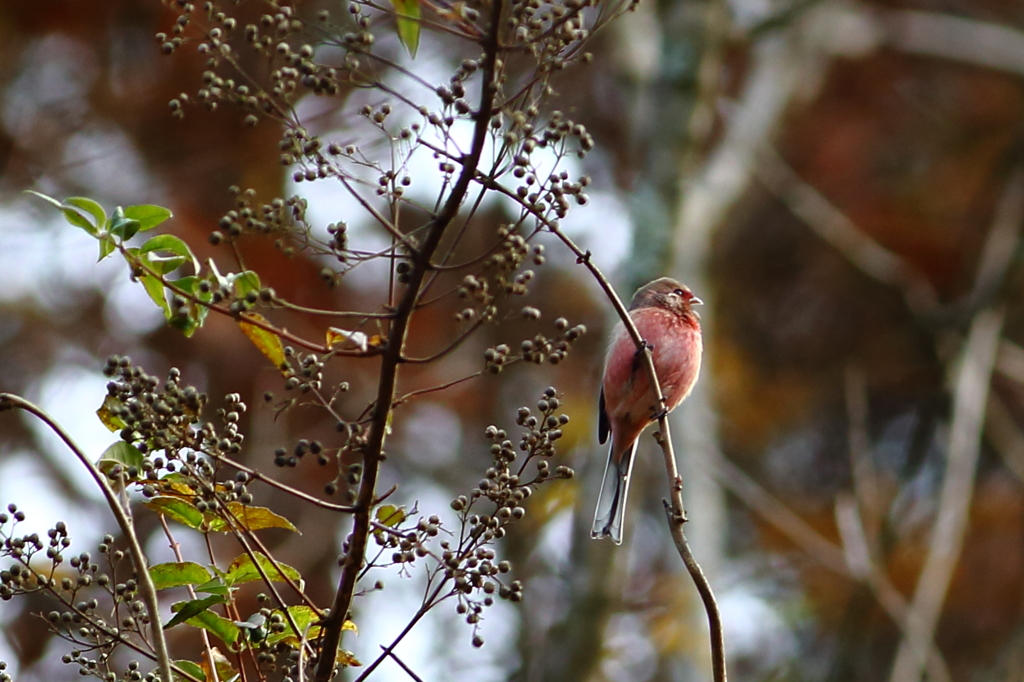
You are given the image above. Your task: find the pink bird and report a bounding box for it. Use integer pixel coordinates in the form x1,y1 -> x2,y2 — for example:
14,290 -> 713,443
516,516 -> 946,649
592,277 -> 703,544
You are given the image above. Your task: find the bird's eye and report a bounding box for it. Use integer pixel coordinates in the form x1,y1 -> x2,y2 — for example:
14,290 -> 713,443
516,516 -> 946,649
674,289 -> 685,297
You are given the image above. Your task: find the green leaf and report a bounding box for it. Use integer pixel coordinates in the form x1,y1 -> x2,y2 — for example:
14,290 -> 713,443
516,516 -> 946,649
96,395 -> 127,432
185,607 -> 240,647
150,562 -> 213,590
97,442 -> 144,478
109,207 -> 141,241
165,594 -> 228,630
61,208 -> 98,235
265,606 -> 322,647
230,270 -> 261,298
124,204 -> 172,232
140,234 -> 199,273
145,496 -> 207,531
224,552 -> 304,590
194,576 -> 231,598
389,0 -> 421,57
139,273 -> 172,318
98,236 -> 116,261
65,197 -> 107,230
169,276 -> 210,337
24,189 -> 64,209
171,660 -> 206,682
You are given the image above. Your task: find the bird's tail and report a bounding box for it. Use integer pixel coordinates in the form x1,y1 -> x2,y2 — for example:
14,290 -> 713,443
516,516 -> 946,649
591,440 -> 639,544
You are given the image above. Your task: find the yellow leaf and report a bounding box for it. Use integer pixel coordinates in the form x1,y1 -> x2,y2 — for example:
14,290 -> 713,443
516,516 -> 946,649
96,395 -> 127,432
337,650 -> 362,668
343,620 -> 358,634
239,313 -> 286,370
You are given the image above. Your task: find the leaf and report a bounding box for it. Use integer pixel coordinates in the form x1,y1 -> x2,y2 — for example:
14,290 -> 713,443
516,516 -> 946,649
224,552 -> 303,590
195,576 -> 232,598
24,190 -> 64,209
389,0 -> 421,57
140,234 -> 199,273
65,197 -> 107,231
145,496 -> 207,531
231,270 -> 261,298
265,606 -> 324,647
98,236 -> 116,261
169,276 -> 210,337
62,207 -> 98,235
205,648 -> 239,682
326,327 -> 369,352
124,204 -> 173,232
150,562 -> 213,590
165,595 -> 227,630
96,395 -> 127,432
139,273 -> 172,318
97,442 -> 144,478
375,504 -> 405,527
206,502 -> 299,533
109,207 -> 141,241
171,660 -> 206,682
186,608 -> 240,647
337,650 -> 363,668
238,314 -> 286,369
234,613 -> 268,643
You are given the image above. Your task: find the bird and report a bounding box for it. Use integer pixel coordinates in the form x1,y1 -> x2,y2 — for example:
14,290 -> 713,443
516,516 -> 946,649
592,277 -> 703,544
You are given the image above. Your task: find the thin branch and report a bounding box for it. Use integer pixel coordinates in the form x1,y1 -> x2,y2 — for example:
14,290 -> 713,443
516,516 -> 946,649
383,648 -> 425,682
543,224 -> 727,682
756,146 -> 940,315
888,307 -> 1005,682
393,371 -> 483,407
706,454 -> 952,680
204,450 -> 356,513
159,516 -> 221,682
311,2 -> 505,678
0,394 -> 178,682
882,9 -> 1024,78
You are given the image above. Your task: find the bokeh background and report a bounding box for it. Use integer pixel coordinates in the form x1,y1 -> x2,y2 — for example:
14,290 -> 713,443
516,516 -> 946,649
2,1 -> 1024,681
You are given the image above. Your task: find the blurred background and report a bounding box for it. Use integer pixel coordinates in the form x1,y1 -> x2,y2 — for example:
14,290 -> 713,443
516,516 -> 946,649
2,1 -> 1024,681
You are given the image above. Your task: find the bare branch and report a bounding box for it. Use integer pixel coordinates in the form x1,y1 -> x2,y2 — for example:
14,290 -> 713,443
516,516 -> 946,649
888,307 -> 1005,682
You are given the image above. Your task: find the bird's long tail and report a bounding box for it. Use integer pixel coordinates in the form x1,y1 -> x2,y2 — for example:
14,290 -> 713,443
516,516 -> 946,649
591,440 -> 639,545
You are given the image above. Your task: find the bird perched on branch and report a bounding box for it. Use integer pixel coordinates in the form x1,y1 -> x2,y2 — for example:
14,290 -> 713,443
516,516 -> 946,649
592,277 -> 703,544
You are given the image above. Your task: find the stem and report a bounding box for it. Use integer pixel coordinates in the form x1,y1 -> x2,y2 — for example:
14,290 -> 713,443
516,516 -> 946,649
0,394 -> 178,682
310,3 -> 505,678
540,227 -> 729,682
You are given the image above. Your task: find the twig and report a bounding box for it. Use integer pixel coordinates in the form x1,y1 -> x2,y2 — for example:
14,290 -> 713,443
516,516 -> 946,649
706,454 -> 952,680
0,394 -> 179,682
159,516 -> 221,682
756,146 -> 939,315
544,225 -> 727,682
311,2 -> 505,679
882,9 -> 1024,78
888,307 -> 1005,682
383,648 -> 425,682
844,364 -> 882,560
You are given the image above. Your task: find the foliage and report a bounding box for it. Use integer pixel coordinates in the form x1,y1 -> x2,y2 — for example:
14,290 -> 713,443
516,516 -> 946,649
0,0 -> 634,679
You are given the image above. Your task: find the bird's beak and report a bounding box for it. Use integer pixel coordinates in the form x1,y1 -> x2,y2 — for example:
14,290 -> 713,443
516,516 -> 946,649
691,296 -> 704,306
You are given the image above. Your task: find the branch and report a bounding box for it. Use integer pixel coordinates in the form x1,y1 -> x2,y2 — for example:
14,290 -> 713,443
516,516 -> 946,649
888,307 -> 1004,682
0,394 -> 177,682
311,1 -> 505,678
544,224 -> 727,682
883,10 -> 1024,78
706,455 -> 952,681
